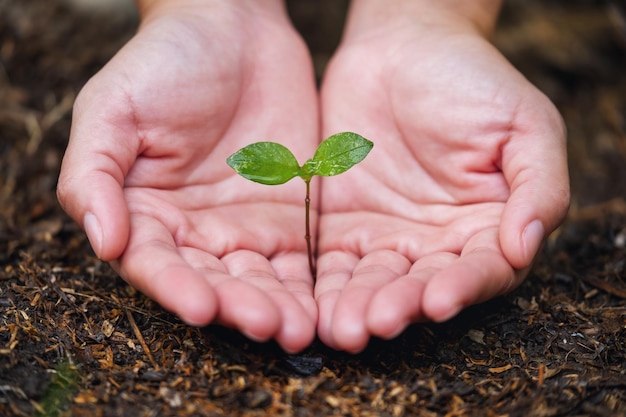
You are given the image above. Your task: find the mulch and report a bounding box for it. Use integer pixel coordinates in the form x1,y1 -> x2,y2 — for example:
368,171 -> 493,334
1,1 -> 625,416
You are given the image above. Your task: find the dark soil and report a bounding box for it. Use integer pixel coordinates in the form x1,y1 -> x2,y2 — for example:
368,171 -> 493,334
2,1 -> 626,416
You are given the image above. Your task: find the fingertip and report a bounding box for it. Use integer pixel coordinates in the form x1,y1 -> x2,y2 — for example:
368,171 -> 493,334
368,312 -> 409,340
318,292 -> 370,352
143,267 -> 220,327
325,286 -> 374,352
172,277 -> 219,327
278,300 -> 318,354
278,315 -> 317,354
315,291 -> 340,350
175,286 -> 220,328
367,287 -> 412,339
58,169 -> 130,261
500,216 -> 546,270
420,275 -> 462,322
83,187 -> 130,261
331,313 -> 370,353
215,281 -> 282,343
420,251 -> 515,323
423,293 -> 463,323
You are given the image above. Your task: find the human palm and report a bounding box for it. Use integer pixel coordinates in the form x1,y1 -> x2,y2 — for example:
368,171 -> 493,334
57,7 -> 319,353
316,26 -> 569,352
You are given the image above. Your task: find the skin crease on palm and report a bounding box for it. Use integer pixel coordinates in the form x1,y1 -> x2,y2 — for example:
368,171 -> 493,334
57,0 -> 569,353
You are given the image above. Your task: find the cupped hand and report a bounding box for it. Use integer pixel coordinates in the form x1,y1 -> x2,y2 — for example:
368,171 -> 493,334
316,13 -> 569,352
57,1 -> 319,353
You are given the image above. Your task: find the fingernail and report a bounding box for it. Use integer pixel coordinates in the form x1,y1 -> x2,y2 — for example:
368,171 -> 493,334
84,212 -> 103,258
522,219 -> 544,263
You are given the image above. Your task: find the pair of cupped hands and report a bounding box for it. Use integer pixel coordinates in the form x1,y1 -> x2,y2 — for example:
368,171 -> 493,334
57,1 -> 569,353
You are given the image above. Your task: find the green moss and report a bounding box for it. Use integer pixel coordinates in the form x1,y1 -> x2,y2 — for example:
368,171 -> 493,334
34,359 -> 80,417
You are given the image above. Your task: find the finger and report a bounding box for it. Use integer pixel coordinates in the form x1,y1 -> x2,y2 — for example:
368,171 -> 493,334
211,250 -> 291,343
314,251 -> 360,350
366,252 -> 458,339
57,82 -> 138,260
322,250 -> 411,353
500,97 -> 570,269
421,227 -> 517,322
221,250 -> 316,353
177,247 -> 281,342
271,252 -> 318,352
211,279 -> 282,343
117,217 -> 220,327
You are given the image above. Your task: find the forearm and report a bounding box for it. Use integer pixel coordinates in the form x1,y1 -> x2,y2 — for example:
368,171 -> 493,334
345,0 -> 502,40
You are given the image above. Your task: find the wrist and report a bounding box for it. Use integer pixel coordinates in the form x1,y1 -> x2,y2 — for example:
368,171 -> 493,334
135,0 -> 288,24
344,0 -> 502,40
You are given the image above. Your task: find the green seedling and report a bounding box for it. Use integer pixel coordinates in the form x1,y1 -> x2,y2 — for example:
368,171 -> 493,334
227,132 -> 373,278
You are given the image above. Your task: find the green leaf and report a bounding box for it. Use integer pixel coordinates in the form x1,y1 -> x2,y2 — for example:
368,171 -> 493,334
310,132 -> 373,177
226,142 -> 301,185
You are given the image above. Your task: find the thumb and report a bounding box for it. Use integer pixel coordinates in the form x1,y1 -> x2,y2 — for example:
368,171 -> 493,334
499,101 -> 570,269
57,82 -> 138,261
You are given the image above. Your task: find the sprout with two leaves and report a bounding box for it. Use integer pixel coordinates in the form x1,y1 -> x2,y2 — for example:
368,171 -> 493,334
226,132 -> 373,278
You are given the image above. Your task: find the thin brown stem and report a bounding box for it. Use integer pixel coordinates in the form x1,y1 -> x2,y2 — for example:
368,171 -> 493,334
304,178 -> 316,279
